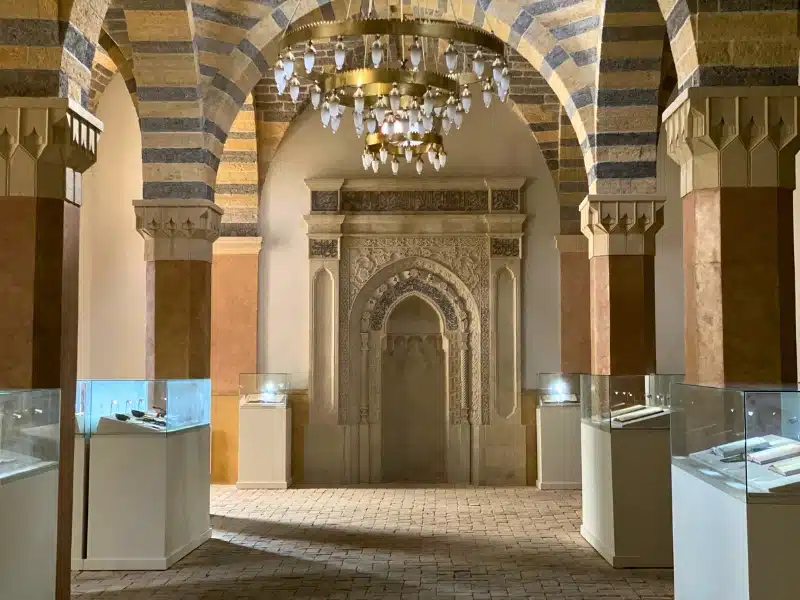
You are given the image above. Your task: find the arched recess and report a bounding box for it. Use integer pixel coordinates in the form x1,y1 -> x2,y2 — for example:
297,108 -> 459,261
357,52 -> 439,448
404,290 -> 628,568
122,2 -> 211,202
346,260 -> 480,483
202,0 -> 599,156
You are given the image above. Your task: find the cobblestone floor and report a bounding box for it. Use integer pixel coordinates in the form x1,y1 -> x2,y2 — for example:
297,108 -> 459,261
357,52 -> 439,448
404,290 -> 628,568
71,486 -> 673,599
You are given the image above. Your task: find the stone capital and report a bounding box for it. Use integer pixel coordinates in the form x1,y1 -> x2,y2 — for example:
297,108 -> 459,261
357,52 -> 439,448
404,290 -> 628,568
134,200 -> 224,263
663,86 -> 800,196
0,97 -> 103,203
554,234 -> 588,254
579,194 -> 665,258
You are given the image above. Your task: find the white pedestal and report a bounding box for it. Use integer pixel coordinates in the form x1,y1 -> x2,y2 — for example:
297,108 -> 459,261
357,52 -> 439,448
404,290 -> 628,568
0,466 -> 58,599
536,404 -> 581,489
85,426 -> 211,570
672,462 -> 800,600
237,405 -> 291,489
580,422 -> 672,567
72,435 -> 88,570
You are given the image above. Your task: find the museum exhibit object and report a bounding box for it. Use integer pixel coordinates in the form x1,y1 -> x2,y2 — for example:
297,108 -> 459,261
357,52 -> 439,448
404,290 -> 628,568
75,379 -> 212,570
272,0 -> 509,175
535,373 -> 582,489
0,389 -> 60,600
237,373 -> 292,489
580,373 -> 682,568
671,384 -> 800,600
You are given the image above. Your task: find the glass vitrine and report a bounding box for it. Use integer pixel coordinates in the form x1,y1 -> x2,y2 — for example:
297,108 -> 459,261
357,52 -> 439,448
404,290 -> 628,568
580,374 -> 683,430
0,389 -> 60,482
239,373 -> 290,407
671,383 -> 800,498
79,379 -> 211,435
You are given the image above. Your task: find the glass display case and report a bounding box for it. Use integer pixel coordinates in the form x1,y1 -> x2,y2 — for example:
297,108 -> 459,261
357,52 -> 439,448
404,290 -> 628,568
671,383 -> 800,498
581,374 -> 683,430
537,373 -> 581,405
79,379 -> 211,435
0,389 -> 60,482
239,373 -> 290,407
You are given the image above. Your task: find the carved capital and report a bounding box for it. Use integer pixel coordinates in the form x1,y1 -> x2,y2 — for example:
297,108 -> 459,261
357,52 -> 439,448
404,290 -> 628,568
663,87 -> 800,196
0,98 -> 103,203
134,200 -> 223,262
580,194 -> 665,258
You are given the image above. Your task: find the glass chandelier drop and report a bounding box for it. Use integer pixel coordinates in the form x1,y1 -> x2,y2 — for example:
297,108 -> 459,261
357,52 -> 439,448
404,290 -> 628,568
271,0 -> 509,175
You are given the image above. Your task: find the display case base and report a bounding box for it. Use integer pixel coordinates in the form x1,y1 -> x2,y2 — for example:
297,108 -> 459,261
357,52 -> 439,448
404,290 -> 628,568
0,466 -> 58,599
237,405 -> 291,489
672,463 -> 800,600
85,426 -> 211,570
580,422 -> 672,568
536,404 -> 581,490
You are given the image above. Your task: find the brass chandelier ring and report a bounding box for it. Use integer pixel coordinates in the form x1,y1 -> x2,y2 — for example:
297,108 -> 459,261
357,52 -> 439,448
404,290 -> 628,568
283,18 -> 505,55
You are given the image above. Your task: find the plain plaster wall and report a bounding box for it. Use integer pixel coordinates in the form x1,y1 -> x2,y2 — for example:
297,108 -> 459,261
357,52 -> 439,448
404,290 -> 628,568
77,74 -> 146,379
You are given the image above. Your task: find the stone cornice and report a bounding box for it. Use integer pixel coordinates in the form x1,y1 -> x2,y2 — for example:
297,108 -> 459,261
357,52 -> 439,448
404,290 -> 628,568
134,200 -> 224,262
579,194 -> 665,258
0,97 -> 103,202
663,86 -> 800,196
305,177 -> 528,192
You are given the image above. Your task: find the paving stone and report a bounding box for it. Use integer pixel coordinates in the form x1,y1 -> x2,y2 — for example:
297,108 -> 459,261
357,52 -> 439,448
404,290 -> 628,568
71,486 -> 673,599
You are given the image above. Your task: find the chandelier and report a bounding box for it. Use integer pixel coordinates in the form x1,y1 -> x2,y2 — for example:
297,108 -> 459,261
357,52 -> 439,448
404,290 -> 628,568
271,0 -> 510,174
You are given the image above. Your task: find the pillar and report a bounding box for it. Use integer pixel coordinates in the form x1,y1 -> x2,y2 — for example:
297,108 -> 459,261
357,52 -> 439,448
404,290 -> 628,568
555,235 -> 591,373
134,201 -> 223,379
580,195 -> 665,375
210,236 -> 261,483
663,87 -> 800,385
0,98 -> 102,598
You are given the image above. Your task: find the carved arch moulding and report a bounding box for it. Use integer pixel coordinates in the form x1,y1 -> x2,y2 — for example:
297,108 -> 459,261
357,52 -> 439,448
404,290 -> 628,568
303,177 -> 529,486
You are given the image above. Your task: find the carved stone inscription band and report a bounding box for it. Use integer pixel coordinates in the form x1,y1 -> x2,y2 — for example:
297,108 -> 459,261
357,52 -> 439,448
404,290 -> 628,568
309,239 -> 339,259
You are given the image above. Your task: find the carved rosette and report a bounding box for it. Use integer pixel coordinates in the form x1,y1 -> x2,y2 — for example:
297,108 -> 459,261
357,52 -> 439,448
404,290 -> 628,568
134,200 -> 223,262
0,98 -> 103,203
579,195 -> 665,258
663,87 -> 800,196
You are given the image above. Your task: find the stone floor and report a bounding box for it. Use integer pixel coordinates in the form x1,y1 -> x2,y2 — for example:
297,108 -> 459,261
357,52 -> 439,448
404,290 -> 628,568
71,486 -> 673,599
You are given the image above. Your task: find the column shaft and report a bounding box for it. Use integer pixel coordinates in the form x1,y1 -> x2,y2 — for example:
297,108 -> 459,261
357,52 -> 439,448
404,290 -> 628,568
555,236 -> 590,373
683,187 -> 796,384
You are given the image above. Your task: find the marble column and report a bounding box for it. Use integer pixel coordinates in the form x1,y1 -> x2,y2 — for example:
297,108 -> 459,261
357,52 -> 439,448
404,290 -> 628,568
663,87 -> 800,385
134,201 -> 223,379
0,98 -> 101,598
555,234 -> 591,373
580,195 -> 665,375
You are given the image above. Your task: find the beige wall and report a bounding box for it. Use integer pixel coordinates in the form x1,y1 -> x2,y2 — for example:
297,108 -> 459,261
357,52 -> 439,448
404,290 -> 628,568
78,74 -> 146,379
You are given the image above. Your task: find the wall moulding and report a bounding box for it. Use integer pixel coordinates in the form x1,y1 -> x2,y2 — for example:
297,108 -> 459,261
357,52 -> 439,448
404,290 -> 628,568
212,237 -> 263,256
305,177 -> 529,214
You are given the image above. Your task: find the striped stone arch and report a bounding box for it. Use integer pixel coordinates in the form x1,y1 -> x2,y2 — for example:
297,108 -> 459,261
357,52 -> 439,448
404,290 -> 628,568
88,30 -> 139,115
121,0 -> 210,202
591,0 -> 667,195
201,0 -> 600,154
0,0 -> 111,106
656,0 -> 800,90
